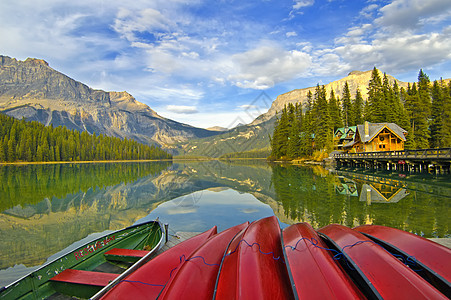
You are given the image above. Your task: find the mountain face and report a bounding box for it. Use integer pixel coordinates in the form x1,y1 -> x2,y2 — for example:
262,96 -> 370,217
0,56 -> 219,147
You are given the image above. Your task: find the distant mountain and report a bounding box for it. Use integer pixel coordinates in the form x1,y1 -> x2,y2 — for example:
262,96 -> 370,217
207,126 -> 228,132
177,117 -> 274,157
0,55 -> 219,147
178,70 -> 412,157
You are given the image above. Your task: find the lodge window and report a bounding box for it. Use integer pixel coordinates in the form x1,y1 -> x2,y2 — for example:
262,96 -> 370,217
379,145 -> 386,149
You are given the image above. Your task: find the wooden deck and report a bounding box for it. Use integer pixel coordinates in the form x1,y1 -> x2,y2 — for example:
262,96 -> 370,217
334,148 -> 451,173
154,232 -> 201,256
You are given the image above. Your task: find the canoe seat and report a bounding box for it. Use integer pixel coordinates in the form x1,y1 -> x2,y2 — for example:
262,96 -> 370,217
104,248 -> 150,263
50,269 -> 118,287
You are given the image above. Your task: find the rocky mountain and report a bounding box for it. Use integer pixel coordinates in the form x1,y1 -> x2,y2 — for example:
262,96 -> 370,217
0,55 -> 219,147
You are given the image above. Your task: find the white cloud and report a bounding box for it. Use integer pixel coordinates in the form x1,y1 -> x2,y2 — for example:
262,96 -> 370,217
330,29 -> 451,75
287,0 -> 315,19
293,0 -> 315,10
166,105 -> 198,114
286,31 -> 298,37
228,43 -> 312,89
317,0 -> 451,76
360,4 -> 379,19
113,7 -> 174,42
375,0 -> 451,32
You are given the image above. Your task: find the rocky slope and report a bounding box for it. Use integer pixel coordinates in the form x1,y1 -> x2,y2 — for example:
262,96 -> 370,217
0,55 -> 219,146
252,70 -> 409,125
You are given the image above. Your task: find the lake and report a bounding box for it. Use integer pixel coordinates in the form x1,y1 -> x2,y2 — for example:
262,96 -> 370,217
0,160 -> 450,287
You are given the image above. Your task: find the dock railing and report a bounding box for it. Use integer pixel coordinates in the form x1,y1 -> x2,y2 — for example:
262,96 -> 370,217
334,148 -> 451,160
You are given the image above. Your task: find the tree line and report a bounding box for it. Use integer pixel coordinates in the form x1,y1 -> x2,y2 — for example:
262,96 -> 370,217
0,113 -> 172,162
270,68 -> 451,160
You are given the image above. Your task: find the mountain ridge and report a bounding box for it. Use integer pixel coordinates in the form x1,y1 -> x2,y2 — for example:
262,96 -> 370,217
0,55 -> 219,147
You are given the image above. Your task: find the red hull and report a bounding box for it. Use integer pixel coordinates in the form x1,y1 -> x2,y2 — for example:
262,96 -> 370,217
158,222 -> 249,300
214,216 -> 294,300
354,224 -> 451,284
283,223 -> 364,299
319,224 -> 447,300
101,226 -> 217,300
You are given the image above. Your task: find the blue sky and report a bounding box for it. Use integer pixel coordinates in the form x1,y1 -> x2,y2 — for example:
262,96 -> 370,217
1,0 -> 450,128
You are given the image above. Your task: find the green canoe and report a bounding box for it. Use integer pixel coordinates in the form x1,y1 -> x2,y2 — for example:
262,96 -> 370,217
0,220 -> 165,300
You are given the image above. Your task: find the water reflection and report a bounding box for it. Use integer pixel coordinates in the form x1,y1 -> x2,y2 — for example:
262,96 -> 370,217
0,160 -> 449,287
270,164 -> 450,237
138,188 -> 275,233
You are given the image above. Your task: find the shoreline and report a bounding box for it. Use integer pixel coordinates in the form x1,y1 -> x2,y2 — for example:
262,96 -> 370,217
0,159 -> 173,166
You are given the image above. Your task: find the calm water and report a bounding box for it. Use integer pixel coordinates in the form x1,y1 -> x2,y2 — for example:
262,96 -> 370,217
0,160 -> 450,286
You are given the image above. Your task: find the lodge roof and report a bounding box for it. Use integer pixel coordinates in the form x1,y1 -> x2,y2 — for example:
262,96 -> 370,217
343,122 -> 407,148
334,126 -> 357,138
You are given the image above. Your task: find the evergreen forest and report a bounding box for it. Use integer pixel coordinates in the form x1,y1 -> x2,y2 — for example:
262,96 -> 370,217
0,113 -> 172,162
270,68 -> 451,160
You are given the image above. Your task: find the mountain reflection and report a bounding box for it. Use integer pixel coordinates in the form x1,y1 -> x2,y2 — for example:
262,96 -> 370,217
0,160 -> 449,283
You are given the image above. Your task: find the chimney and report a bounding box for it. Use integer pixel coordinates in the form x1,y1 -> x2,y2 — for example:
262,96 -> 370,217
364,121 -> 369,138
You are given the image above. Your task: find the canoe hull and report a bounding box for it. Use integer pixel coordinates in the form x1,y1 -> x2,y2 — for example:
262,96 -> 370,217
354,224 -> 451,297
101,226 -> 217,300
158,222 -> 249,300
214,216 -> 294,300
319,224 -> 447,300
283,223 -> 364,299
0,220 -> 164,300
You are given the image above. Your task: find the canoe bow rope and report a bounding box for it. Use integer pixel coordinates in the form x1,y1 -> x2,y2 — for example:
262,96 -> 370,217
111,237 -> 421,292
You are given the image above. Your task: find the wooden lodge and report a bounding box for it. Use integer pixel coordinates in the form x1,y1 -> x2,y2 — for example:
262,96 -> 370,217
341,122 -> 407,153
334,126 -> 357,150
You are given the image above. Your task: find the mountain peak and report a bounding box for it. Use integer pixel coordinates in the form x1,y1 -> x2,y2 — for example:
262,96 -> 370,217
24,57 -> 49,67
347,70 -> 366,76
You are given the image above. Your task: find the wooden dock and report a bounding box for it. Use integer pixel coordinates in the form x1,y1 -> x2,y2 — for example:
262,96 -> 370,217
154,231 -> 201,256
335,148 -> 451,173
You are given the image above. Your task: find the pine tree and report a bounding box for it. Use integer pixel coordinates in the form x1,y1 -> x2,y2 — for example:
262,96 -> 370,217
430,80 -> 444,147
352,88 -> 364,125
328,89 -> 343,129
439,81 -> 451,147
312,85 -> 332,150
341,82 -> 352,126
383,73 -> 396,123
0,139 -> 5,161
300,91 -> 314,156
392,81 -> 410,130
367,67 -> 384,122
415,69 -> 432,148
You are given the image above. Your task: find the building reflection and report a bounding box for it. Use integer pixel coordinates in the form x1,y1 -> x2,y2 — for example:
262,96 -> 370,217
359,183 -> 409,204
335,176 -> 359,197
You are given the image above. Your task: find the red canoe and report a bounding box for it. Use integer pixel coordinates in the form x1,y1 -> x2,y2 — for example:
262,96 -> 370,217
214,216 -> 294,300
157,222 -> 249,300
100,226 -> 217,300
354,225 -> 451,282
354,224 -> 451,297
283,223 -> 365,299
319,224 -> 448,300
